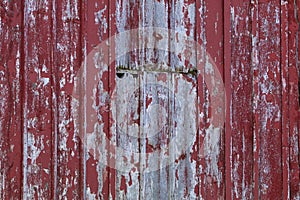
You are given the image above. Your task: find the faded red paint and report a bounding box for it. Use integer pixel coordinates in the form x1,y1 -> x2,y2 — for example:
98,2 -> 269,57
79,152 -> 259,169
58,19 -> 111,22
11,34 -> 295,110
0,0 -> 300,199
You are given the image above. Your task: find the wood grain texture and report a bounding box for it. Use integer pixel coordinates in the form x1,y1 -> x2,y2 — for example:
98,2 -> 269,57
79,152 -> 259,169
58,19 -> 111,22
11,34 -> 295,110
288,0 -> 300,199
196,0 -> 225,199
256,1 -> 283,198
55,0 -> 83,199
230,1 -> 253,199
0,0 -> 299,199
22,0 -> 56,198
83,0 -> 113,198
0,0 -> 22,199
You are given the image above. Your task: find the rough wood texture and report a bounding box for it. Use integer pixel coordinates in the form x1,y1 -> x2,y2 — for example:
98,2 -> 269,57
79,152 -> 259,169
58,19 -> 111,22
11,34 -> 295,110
230,1 -> 253,199
0,0 -> 299,199
0,1 -> 23,199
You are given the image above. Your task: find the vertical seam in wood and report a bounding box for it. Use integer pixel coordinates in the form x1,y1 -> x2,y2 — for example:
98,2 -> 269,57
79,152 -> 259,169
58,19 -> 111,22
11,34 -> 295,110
224,0 -> 232,199
108,0 -> 112,197
168,1 -> 174,198
50,0 -> 58,199
80,0 -> 87,199
138,1 -> 144,199
20,0 -> 28,198
108,0 -> 116,198
195,0 -> 201,198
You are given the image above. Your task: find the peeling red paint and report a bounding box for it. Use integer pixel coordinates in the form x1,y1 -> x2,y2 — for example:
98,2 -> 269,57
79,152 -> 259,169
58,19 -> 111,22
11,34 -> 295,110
0,0 -> 299,199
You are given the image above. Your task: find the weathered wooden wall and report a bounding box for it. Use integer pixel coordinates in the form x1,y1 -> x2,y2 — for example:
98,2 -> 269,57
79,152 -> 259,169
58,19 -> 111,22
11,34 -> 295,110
0,0 -> 299,199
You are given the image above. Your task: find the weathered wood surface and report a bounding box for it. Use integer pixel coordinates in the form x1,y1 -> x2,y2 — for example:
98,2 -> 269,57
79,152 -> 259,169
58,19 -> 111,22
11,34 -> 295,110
0,0 -> 299,199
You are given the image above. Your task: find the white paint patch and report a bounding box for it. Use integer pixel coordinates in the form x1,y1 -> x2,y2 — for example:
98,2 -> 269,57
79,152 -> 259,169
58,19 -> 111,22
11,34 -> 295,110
41,77 -> 49,86
27,133 -> 44,165
86,187 -> 97,200
203,124 -> 222,186
94,6 -> 108,34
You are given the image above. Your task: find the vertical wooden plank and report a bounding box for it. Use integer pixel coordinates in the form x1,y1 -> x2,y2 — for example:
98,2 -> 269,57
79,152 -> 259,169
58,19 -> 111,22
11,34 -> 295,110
0,0 -> 23,199
195,0 -> 226,198
230,1 -> 254,199
206,0 -> 225,198
206,1 -> 226,196
82,0 -> 115,198
115,1 -> 140,199
80,0 -> 143,198
255,1 -> 283,198
50,1 -> 58,199
114,71 -> 140,199
138,1 -> 168,198
109,0 -> 117,198
251,0 -> 260,199
195,0 -> 206,199
195,1 -> 210,199
55,0 -> 83,199
22,0 -> 57,198
154,1 -> 198,199
280,1 -> 289,199
195,0 -> 226,199
288,0 -> 300,199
